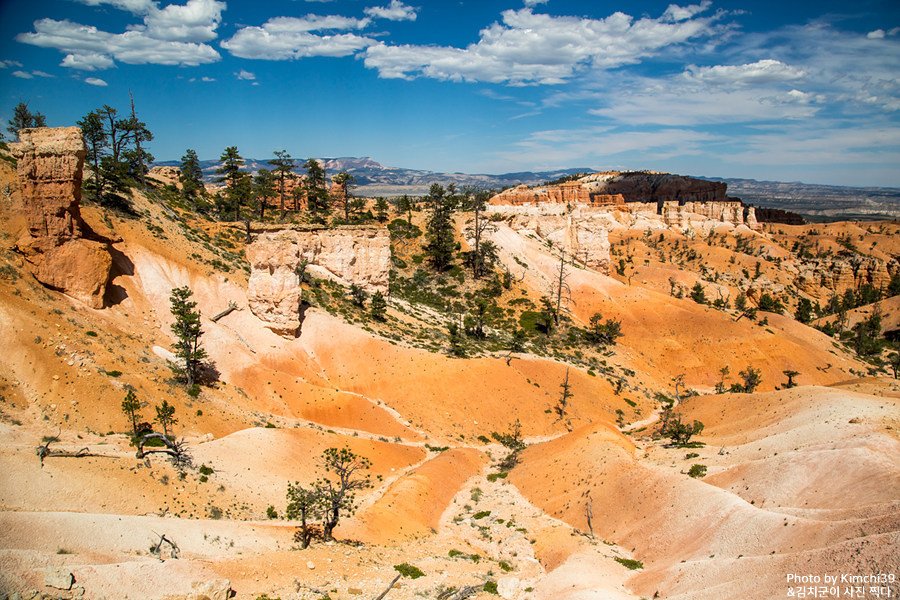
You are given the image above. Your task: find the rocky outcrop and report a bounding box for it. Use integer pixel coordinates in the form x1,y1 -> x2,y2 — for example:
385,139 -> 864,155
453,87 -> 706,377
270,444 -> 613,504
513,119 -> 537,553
490,182 -> 624,207
246,227 -> 390,336
794,256 -> 898,298
580,171 -> 728,204
494,211 -> 611,274
11,127 -> 112,308
660,200 -> 750,228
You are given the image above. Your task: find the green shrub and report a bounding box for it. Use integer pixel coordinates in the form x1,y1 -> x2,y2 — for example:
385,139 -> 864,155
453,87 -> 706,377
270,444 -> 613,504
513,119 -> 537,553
483,581 -> 498,595
106,370 -> 122,378
688,464 -> 707,478
614,557 -> 643,570
393,563 -> 425,579
266,505 -> 278,519
187,384 -> 201,397
85,330 -> 98,337
198,464 -> 214,476
472,510 -> 491,520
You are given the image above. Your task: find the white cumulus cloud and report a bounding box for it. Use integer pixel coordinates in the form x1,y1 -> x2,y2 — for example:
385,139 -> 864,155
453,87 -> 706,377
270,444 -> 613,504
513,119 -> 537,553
222,15 -> 374,60
84,76 -> 108,86
364,1 -> 417,22
136,0 -> 226,42
236,69 -> 255,80
363,5 -> 717,85
17,0 -> 223,70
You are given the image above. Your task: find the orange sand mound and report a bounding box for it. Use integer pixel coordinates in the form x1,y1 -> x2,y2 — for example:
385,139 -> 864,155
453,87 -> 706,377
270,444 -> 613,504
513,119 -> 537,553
352,448 -> 486,544
509,392 -> 900,600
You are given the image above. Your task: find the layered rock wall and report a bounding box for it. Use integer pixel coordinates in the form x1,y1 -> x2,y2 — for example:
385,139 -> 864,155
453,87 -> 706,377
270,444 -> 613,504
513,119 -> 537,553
11,127 -> 112,308
246,227 -> 390,335
492,209 -> 612,274
794,257 -> 899,298
490,183 -> 625,207
580,171 -> 728,204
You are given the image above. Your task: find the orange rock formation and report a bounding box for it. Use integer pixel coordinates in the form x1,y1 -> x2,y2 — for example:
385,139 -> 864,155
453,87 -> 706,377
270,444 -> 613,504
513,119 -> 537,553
11,127 -> 112,308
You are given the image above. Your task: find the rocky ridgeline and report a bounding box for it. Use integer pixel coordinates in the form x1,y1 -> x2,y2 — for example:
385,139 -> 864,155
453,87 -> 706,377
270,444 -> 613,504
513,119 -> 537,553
11,127 -> 113,308
491,171 -> 729,207
246,226 -> 390,336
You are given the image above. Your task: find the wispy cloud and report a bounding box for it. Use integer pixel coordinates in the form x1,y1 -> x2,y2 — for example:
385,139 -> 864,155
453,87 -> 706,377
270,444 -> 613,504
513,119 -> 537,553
84,76 -> 108,86
682,59 -> 805,85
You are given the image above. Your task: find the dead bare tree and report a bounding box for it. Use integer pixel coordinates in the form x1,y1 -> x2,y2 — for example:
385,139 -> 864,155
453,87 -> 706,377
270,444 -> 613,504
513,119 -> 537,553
585,494 -> 594,538
36,430 -> 95,467
135,433 -> 192,470
552,250 -> 573,325
150,532 -> 179,559
211,300 -> 239,322
438,583 -> 484,600
553,368 -> 573,424
372,573 -> 403,600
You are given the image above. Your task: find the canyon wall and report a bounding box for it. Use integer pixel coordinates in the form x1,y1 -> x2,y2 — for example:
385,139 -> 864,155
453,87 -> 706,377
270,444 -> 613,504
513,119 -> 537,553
794,256 -> 899,298
11,127 -> 112,308
246,227 -> 390,335
580,171 -> 728,204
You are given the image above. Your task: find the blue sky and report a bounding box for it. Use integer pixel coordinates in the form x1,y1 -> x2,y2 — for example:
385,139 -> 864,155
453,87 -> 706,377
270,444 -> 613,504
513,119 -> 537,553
1,0 -> 898,186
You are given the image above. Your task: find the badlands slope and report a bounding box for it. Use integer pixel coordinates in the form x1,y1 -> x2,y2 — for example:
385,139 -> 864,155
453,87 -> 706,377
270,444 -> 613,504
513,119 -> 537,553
0,157 -> 898,600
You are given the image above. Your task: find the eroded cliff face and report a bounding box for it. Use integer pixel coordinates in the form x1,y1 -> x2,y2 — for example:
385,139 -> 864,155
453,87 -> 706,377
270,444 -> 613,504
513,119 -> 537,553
490,171 -> 729,208
794,256 -> 899,299
580,171 -> 728,204
11,127 -> 112,308
493,209 -> 612,274
246,227 -> 390,336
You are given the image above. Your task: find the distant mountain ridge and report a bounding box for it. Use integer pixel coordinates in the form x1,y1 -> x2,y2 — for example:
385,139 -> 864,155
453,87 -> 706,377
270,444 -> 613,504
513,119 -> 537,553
153,156 -> 592,195
152,157 -> 900,218
704,177 -> 900,220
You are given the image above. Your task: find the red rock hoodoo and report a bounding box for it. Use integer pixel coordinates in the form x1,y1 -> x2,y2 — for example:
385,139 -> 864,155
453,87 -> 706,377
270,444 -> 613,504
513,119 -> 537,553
11,127 -> 112,308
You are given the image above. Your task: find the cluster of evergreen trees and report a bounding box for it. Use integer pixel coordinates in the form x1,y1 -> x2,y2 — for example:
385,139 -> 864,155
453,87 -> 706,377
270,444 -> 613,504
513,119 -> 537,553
177,145 -> 391,226
78,97 -> 153,207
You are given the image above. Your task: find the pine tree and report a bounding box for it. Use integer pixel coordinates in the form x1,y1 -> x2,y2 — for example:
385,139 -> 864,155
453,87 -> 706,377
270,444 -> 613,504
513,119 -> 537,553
316,447 -> 372,541
78,111 -> 106,204
215,146 -> 247,221
125,91 -> 153,188
332,171 -> 356,222
179,149 -> 204,205
374,197 -> 389,223
169,286 -> 207,387
304,158 -> 330,220
6,101 -> 46,140
253,168 -> 276,219
121,389 -> 142,437
424,184 -> 457,271
268,150 -> 295,220
285,482 -> 322,549
370,291 -> 387,322
154,400 -> 177,438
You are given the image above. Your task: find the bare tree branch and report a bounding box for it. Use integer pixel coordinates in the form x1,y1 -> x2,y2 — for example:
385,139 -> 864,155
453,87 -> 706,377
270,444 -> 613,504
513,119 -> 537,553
372,573 -> 402,600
